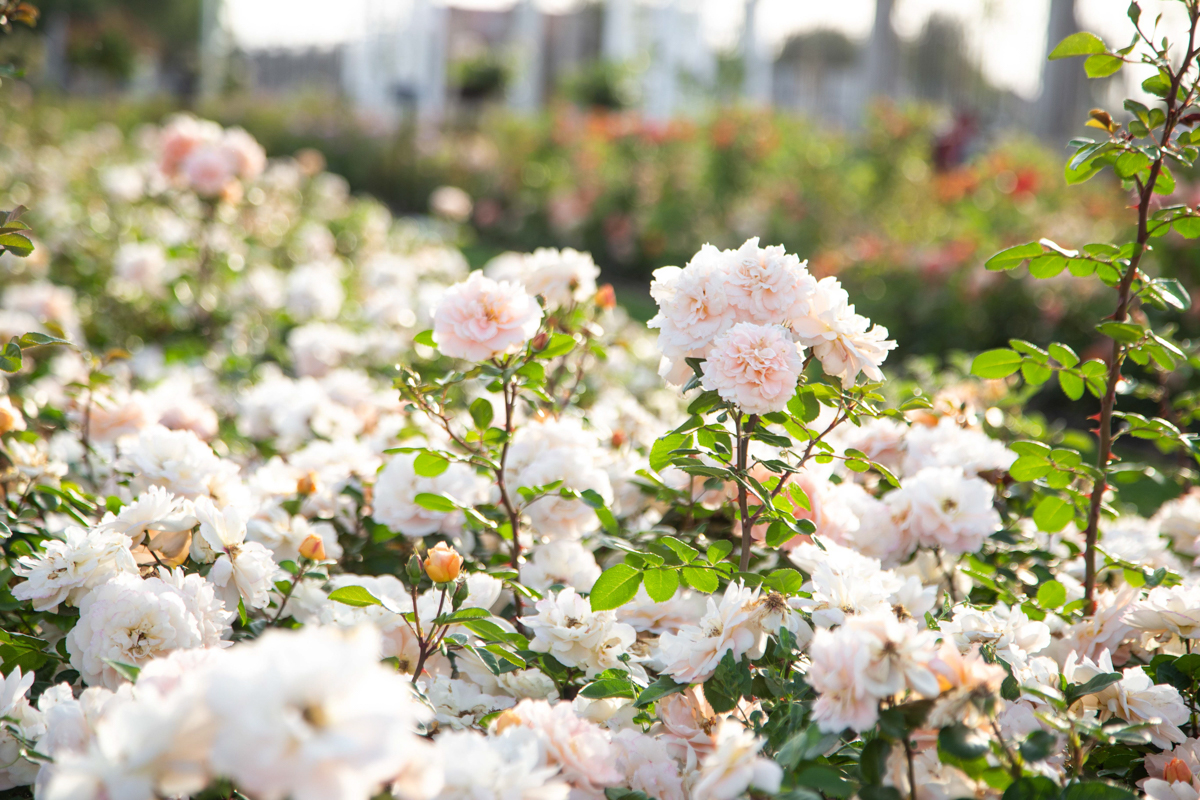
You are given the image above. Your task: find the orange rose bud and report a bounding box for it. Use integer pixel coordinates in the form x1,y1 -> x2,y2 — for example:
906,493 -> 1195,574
1165,758 -> 1193,784
298,533 -> 326,562
297,470 -> 319,496
595,284 -> 617,309
531,332 -> 550,352
423,542 -> 463,584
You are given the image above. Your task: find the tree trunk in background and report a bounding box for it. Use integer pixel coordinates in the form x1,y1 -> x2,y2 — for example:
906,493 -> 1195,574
1037,0 -> 1087,141
865,0 -> 898,98
198,0 -> 227,101
41,11 -> 68,91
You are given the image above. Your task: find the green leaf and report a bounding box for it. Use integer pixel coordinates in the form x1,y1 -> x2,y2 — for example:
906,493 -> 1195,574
1049,31 -> 1106,59
1174,216 -> 1200,239
1036,579 -> 1067,608
1002,777 -> 1060,800
589,564 -> 643,611
0,233 -> 32,257
413,493 -> 457,513
971,349 -> 1023,379
1019,729 -> 1059,762
1060,782 -> 1136,800
649,433 -> 686,472
985,241 -> 1043,271
859,738 -> 892,786
104,660 -> 142,683
1084,53 -> 1123,78
661,536 -> 699,564
580,677 -> 636,699
705,651 -> 753,713
1058,370 -> 1085,401
469,398 -> 494,429
16,332 -> 70,347
787,387 -> 821,422
413,451 -> 450,477
1033,496 -> 1075,534
1049,342 -> 1079,367
0,340 -> 21,373
1096,321 -> 1144,344
766,568 -> 804,594
414,329 -> 436,347
1153,278 -> 1191,310
634,675 -> 688,708
681,566 -> 719,593
938,723 -> 989,760
605,789 -> 651,800
643,568 -> 680,602
537,333 -> 576,359
433,608 -> 491,625
1065,673 -> 1122,705
706,541 -> 734,564
328,585 -> 383,607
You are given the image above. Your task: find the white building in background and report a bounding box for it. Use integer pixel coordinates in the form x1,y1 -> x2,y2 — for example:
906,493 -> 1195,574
333,0 -> 721,123
341,0 -> 448,121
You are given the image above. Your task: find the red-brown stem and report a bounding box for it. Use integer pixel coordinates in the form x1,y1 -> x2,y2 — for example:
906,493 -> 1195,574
493,375 -> 525,620
1082,11 -> 1199,613
737,414 -> 758,572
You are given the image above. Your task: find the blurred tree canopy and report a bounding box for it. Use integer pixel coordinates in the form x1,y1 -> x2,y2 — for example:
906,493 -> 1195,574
29,0 -> 201,88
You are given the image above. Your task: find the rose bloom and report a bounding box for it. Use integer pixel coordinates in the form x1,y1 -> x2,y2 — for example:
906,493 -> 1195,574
700,322 -> 805,415
691,720 -> 782,800
723,237 -> 816,324
1127,584 -> 1200,640
433,272 -> 543,361
424,542 -> 463,583
181,143 -> 238,198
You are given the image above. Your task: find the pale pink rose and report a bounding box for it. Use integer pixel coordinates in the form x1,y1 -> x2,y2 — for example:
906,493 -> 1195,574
792,277 -> 895,388
807,624 -> 879,733
700,322 -> 805,415
723,237 -> 816,324
692,720 -> 782,800
159,115 -> 220,177
610,729 -> 686,800
432,272 -> 543,361
221,128 -> 266,181
648,245 -> 737,360
501,699 -> 621,799
181,144 -> 238,198
653,685 -> 721,765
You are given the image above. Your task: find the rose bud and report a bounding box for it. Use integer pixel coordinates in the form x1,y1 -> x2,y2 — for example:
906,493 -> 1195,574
595,284 -> 617,310
298,533 -> 326,562
423,541 -> 464,584
530,332 -> 550,352
1164,758 -> 1193,785
0,395 -> 25,435
296,470 -> 319,496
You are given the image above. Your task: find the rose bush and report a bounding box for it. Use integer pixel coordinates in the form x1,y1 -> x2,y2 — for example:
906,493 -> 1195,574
3,5 -> 1200,800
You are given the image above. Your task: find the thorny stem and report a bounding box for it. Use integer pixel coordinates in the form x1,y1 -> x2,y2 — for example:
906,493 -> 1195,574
411,586 -> 448,683
494,369 -> 525,621
989,715 -> 1022,781
744,401 -> 854,530
270,560 -> 310,625
737,414 -> 757,572
1083,8 -> 1200,614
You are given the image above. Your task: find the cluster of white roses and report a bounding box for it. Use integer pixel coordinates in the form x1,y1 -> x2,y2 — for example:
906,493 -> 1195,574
648,237 -> 896,401
5,113 -> 1200,800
